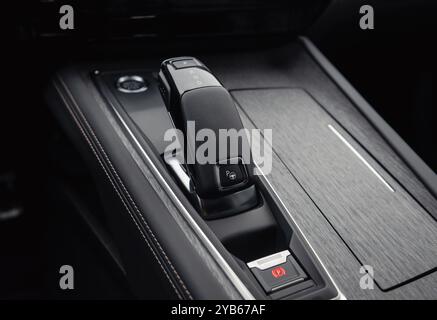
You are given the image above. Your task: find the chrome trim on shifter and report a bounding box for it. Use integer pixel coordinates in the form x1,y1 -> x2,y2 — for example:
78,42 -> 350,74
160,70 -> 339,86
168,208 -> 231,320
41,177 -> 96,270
166,157 -> 193,193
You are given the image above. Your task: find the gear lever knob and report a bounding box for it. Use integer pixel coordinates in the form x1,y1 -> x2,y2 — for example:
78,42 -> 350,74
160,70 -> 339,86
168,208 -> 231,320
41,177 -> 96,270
159,57 -> 258,218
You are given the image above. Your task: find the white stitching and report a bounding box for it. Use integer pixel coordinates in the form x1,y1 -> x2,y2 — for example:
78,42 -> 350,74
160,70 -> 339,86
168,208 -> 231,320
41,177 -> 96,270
80,117 -> 193,298
56,80 -> 184,299
69,83 -> 193,299
54,79 -> 186,299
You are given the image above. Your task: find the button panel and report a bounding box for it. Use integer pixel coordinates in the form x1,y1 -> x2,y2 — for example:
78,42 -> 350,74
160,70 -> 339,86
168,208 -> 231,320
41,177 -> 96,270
248,251 -> 307,293
116,75 -> 148,93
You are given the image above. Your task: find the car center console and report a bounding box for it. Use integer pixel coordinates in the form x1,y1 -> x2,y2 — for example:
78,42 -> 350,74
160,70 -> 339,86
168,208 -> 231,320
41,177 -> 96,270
45,37 -> 437,299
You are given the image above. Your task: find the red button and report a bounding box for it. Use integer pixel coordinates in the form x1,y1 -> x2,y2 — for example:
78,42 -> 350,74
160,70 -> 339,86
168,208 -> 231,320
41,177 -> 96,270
271,266 -> 286,278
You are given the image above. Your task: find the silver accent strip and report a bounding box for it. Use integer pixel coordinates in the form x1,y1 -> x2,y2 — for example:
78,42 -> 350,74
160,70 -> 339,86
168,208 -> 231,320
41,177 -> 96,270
328,124 -> 395,192
247,250 -> 290,270
109,105 -> 255,300
166,157 -> 193,193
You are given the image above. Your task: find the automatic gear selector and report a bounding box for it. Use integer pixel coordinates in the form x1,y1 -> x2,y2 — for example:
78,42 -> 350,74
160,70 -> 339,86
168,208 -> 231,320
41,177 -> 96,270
158,57 -> 258,219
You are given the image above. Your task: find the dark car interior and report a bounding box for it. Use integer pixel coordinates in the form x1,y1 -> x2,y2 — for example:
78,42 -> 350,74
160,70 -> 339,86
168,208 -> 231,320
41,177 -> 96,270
1,0 -> 436,300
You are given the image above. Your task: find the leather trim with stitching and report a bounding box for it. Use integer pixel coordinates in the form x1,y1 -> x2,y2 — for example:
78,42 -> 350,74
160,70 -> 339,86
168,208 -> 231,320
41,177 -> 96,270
53,75 -> 193,300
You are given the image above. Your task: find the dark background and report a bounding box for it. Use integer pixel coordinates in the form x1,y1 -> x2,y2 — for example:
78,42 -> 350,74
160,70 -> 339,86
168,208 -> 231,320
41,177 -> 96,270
0,0 -> 435,299
309,0 -> 436,172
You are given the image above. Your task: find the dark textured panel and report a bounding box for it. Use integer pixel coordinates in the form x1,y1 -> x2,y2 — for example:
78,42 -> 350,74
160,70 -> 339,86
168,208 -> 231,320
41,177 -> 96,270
232,88 -> 437,290
199,43 -> 437,298
204,44 -> 437,218
239,106 -> 437,299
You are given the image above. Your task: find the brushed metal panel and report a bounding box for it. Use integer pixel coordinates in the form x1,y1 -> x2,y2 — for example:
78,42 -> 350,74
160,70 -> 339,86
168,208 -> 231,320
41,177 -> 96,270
240,106 -> 437,299
232,88 -> 437,290
204,44 -> 437,298
205,44 -> 437,219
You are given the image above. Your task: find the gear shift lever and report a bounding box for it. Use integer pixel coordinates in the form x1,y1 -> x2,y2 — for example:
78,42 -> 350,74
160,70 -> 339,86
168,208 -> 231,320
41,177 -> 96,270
159,57 -> 258,219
